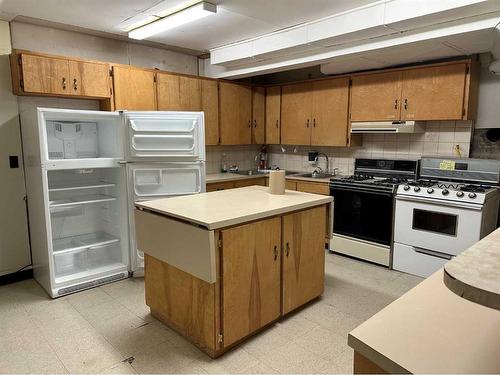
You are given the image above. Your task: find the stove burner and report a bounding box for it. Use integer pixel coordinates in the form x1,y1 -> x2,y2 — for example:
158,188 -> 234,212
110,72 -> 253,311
341,174 -> 373,182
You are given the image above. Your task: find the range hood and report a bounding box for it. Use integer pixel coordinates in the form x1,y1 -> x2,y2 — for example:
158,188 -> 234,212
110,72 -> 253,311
351,121 -> 425,134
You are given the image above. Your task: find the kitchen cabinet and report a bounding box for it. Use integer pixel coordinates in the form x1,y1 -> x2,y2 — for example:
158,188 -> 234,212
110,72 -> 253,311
201,79 -> 220,146
112,65 -> 156,110
221,217 -> 281,347
296,181 -> 330,195
206,177 -> 267,192
282,206 -> 326,314
157,73 -> 201,111
350,61 -> 478,121
351,71 -> 402,121
265,86 -> 281,144
401,63 -> 467,120
219,82 -> 252,145
285,180 -> 297,190
281,78 -> 350,146
11,51 -> 111,99
252,86 -> 266,144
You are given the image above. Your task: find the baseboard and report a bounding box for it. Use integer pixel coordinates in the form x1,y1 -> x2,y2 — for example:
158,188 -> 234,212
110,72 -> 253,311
0,269 -> 33,286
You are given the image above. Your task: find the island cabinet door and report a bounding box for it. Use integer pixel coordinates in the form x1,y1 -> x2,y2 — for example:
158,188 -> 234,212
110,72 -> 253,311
220,217 -> 281,348
282,206 -> 326,315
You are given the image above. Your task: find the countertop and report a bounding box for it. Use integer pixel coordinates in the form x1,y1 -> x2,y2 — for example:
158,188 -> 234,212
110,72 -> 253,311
136,185 -> 333,230
206,172 -> 334,184
444,227 -> 500,310
348,270 -> 500,374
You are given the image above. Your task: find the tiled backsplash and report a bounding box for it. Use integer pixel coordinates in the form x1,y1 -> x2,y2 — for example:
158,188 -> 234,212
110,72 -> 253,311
206,121 -> 473,176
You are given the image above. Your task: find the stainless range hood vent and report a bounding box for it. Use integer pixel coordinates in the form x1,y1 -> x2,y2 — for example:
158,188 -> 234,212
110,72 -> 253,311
351,121 -> 425,134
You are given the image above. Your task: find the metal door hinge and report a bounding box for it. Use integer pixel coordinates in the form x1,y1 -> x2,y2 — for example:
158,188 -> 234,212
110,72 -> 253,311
349,78 -> 352,86
462,107 -> 466,116
153,75 -> 157,83
109,68 -> 113,77
218,239 -> 222,249
465,65 -> 470,74
18,55 -> 22,65
217,333 -> 223,343
20,79 -> 24,89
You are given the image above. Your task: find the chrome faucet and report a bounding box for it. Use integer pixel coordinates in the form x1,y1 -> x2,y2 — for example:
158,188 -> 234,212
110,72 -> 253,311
315,152 -> 329,174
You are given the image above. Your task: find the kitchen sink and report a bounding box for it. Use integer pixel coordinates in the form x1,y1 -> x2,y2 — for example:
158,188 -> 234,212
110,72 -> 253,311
295,172 -> 335,179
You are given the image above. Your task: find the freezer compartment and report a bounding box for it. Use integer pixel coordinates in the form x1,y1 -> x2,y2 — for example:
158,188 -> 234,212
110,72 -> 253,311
47,168 -> 129,284
131,162 -> 205,198
125,112 -> 204,160
44,113 -> 122,161
53,242 -> 123,282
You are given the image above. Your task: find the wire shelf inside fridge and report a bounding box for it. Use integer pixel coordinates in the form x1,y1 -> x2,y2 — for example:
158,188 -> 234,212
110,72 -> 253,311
49,182 -> 116,192
54,262 -> 128,285
49,194 -> 116,208
53,231 -> 120,255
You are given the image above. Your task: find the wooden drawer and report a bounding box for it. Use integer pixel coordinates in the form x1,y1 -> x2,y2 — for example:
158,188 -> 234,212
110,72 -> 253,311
296,181 -> 330,195
206,181 -> 235,192
285,180 -> 297,190
233,177 -> 267,188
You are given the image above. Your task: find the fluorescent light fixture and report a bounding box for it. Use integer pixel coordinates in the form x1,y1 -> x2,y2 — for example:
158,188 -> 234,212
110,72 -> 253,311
129,1 -> 217,40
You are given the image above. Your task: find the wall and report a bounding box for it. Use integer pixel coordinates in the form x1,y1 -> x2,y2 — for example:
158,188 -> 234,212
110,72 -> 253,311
0,20 -> 30,276
206,145 -> 263,174
268,121 -> 472,175
475,65 -> 500,129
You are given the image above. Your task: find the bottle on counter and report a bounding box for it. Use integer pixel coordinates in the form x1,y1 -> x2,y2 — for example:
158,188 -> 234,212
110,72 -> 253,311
221,153 -> 228,173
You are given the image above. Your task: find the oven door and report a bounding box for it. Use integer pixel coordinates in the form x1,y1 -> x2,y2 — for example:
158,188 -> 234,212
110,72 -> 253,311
330,185 -> 394,246
394,195 -> 483,256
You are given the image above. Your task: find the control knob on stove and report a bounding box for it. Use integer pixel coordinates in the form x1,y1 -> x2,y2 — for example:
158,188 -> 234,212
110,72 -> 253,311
427,188 -> 434,194
456,191 -> 464,198
403,185 -> 410,191
442,189 -> 449,196
468,192 -> 477,199
414,186 -> 420,192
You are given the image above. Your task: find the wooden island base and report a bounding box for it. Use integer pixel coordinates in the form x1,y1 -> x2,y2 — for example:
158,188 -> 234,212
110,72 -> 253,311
139,204 -> 328,358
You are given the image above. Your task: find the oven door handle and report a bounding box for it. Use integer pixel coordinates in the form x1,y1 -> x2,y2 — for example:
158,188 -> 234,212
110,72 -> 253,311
414,246 -> 453,260
330,185 -> 393,197
396,195 -> 483,211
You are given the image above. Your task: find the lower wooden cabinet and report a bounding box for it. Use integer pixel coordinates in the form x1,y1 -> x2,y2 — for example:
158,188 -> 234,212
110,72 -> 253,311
221,217 -> 282,347
286,180 -> 330,195
206,177 -> 267,192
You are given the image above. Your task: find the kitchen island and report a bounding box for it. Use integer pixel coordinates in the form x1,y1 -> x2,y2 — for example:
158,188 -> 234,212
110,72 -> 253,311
134,186 -> 333,357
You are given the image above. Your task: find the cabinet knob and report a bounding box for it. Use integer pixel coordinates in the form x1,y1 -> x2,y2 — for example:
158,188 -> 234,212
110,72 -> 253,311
254,120 -> 257,128
275,120 -> 279,128
306,119 -> 310,128
285,242 -> 290,257
313,118 -> 316,128
394,99 -> 398,109
73,78 -> 78,91
273,245 -> 278,261
248,120 -> 251,128
404,98 -> 408,110
62,77 -> 66,90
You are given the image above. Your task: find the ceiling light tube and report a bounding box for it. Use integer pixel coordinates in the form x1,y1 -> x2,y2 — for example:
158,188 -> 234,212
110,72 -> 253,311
129,1 -> 217,40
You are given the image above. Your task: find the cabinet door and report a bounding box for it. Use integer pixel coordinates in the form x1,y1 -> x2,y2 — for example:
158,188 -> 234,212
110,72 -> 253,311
69,60 -> 110,98
219,82 -> 252,145
351,71 -> 402,121
21,54 -> 69,95
265,86 -> 281,144
401,63 -> 467,120
113,66 -> 156,110
281,82 -> 311,145
221,217 -> 281,347
311,78 -> 349,146
206,181 -> 235,192
157,73 -> 201,111
296,181 -> 329,195
282,206 -> 325,314
285,180 -> 297,190
201,79 -> 219,146
252,86 -> 265,144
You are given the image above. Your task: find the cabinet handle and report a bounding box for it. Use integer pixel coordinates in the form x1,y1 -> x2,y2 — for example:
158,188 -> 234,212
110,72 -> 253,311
275,119 -> 279,128
73,78 -> 78,91
254,120 -> 257,128
394,99 -> 398,109
62,77 -> 66,90
248,120 -> 251,128
273,245 -> 278,261
306,119 -> 310,128
313,118 -> 316,128
285,242 -> 290,257
404,98 -> 408,110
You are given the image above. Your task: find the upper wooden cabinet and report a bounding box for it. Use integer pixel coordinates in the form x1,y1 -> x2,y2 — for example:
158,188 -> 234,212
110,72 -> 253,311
351,61 -> 477,121
252,86 -> 265,144
201,79 -> 219,146
11,51 -> 111,99
351,71 -> 402,121
265,86 -> 281,144
112,65 -> 156,111
281,78 -> 350,146
400,63 -> 468,121
219,82 -> 252,145
157,72 -> 201,111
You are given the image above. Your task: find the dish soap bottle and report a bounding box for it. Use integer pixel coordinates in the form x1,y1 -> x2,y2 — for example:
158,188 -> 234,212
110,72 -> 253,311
220,153 -> 228,173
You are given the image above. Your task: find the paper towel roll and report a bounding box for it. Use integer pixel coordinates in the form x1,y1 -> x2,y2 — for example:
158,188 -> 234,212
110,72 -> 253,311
269,170 -> 286,195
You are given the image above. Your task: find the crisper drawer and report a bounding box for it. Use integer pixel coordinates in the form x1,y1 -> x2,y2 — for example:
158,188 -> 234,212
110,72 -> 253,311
392,242 -> 451,278
125,112 -> 204,160
53,242 -> 122,280
129,162 -> 205,199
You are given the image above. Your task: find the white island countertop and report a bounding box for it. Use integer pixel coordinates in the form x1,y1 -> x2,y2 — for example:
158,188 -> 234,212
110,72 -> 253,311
136,185 -> 333,230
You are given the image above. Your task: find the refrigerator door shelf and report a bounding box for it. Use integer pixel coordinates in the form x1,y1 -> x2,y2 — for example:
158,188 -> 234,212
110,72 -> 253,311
43,158 -> 123,170
125,112 -> 205,161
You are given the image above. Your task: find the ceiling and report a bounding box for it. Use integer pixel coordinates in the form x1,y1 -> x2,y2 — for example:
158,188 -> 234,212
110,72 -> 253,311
0,0 -> 378,53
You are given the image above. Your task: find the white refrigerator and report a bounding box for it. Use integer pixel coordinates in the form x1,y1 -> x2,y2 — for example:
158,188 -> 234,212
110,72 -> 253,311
21,108 -> 205,297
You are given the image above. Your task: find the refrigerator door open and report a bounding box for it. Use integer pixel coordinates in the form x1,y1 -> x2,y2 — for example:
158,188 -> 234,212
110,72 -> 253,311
126,162 -> 206,274
124,111 -> 205,161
